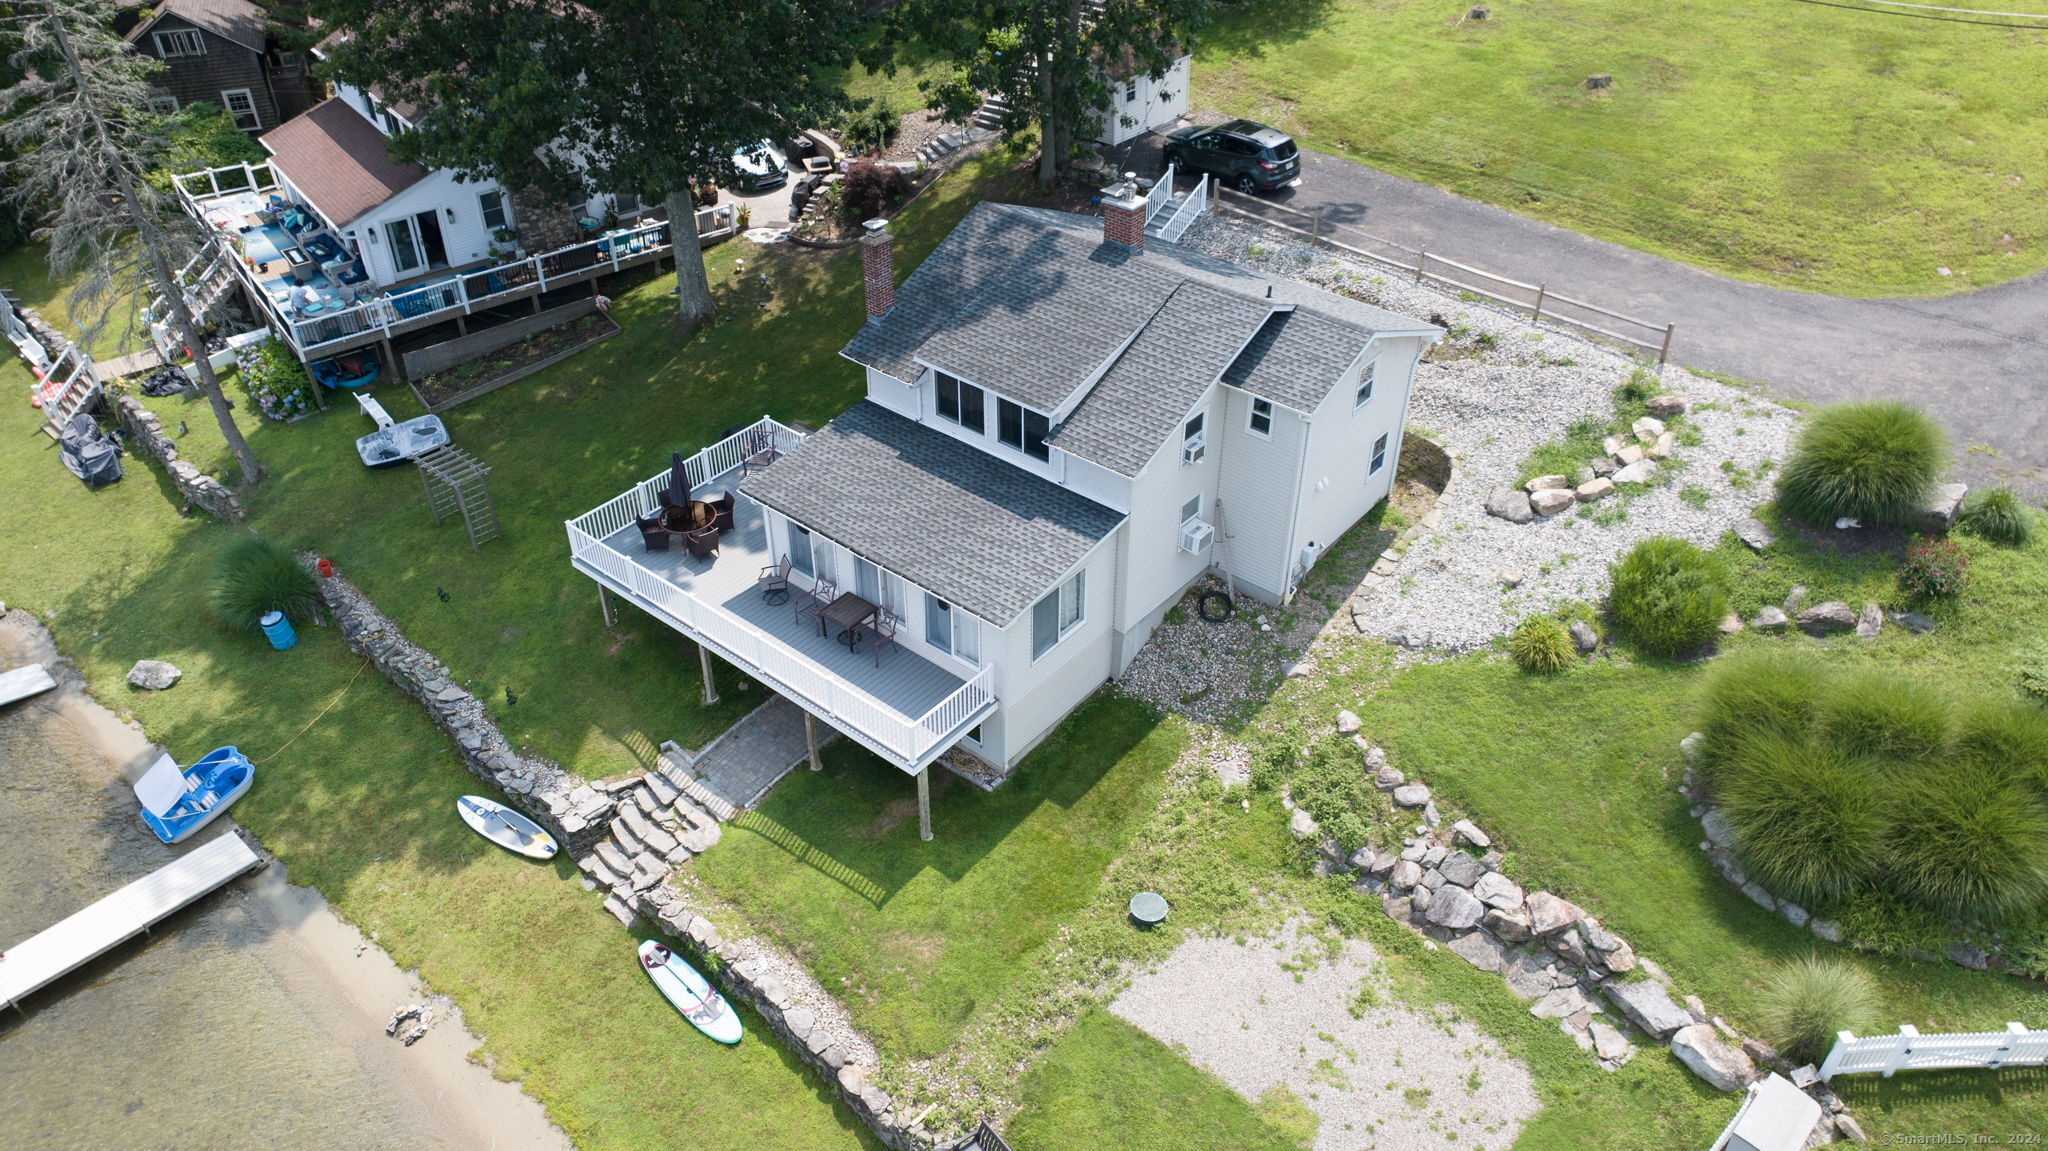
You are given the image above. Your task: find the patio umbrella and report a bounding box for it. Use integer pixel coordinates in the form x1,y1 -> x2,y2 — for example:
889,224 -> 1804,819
666,450 -> 691,507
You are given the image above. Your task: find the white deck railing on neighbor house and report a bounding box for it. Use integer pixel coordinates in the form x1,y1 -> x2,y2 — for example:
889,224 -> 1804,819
1820,1023 -> 2048,1081
167,163 -> 737,360
564,418 -> 997,772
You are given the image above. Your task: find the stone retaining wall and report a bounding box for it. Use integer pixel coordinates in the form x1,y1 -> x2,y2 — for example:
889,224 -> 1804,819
110,393 -> 245,521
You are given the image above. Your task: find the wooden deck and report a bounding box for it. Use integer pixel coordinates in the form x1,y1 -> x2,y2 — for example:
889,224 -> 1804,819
0,832 -> 264,1009
599,486 -> 967,718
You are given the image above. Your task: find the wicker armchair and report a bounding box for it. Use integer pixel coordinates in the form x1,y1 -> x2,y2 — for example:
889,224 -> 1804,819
637,515 -> 671,551
683,526 -> 721,561
711,491 -> 737,533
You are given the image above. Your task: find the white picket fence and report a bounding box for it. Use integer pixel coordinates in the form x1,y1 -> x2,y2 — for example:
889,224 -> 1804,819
1820,1023 -> 2048,1081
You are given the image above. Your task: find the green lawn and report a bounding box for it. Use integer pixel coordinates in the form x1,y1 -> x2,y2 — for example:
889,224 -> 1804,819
696,694 -> 1185,1058
1195,0 -> 2048,296
0,243 -> 145,358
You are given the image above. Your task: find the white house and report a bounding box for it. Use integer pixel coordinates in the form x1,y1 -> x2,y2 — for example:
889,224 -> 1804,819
563,186 -> 1437,833
1091,50 -> 1191,146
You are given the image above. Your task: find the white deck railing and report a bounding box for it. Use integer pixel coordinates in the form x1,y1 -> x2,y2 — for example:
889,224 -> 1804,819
1820,1023 -> 2048,1081
1157,173 -> 1208,243
564,419 -> 997,771
1145,163 -> 1177,224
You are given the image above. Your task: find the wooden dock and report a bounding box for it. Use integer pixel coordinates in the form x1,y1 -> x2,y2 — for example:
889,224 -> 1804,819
0,832 -> 264,1009
0,663 -> 57,707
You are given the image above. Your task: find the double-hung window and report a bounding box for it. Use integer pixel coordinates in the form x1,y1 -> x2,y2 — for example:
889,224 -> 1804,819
146,94 -> 180,116
479,191 -> 509,232
1125,80 -> 1139,103
1248,397 -> 1273,437
1370,433 -> 1390,475
220,89 -> 260,131
934,372 -> 985,435
1181,411 -> 1206,464
996,398 -> 1050,461
1355,360 -> 1377,407
153,30 -> 205,57
1181,495 -> 1203,526
1031,572 -> 1086,660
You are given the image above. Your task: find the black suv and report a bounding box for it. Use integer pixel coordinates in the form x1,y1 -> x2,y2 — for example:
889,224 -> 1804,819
1162,120 -> 1300,192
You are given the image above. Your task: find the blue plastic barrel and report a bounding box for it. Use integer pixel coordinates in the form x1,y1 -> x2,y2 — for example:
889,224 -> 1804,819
259,610 -> 297,650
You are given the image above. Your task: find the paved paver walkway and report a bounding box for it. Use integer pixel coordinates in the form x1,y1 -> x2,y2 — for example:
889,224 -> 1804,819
681,694 -> 829,814
1115,134 -> 2046,490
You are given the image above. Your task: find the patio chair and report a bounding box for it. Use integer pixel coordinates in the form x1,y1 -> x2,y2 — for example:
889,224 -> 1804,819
741,427 -> 779,475
758,555 -> 793,604
683,526 -> 720,561
794,577 -> 837,629
710,491 -> 736,533
636,515 -> 671,551
867,608 -> 900,668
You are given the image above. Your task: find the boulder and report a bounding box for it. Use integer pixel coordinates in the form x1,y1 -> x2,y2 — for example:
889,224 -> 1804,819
1796,602 -> 1856,636
1453,819 -> 1492,848
1411,884 -> 1435,913
1449,929 -> 1507,973
1426,884 -> 1486,930
1375,764 -> 1406,790
1809,919 -> 1845,944
1439,851 -> 1488,888
126,660 -> 182,690
1569,620 -> 1598,654
1602,435 -> 1626,456
1348,846 -> 1378,872
1576,477 -> 1615,502
1891,610 -> 1938,635
1604,978 -> 1693,1040
1530,985 -> 1593,1020
1483,906 -> 1533,942
1530,488 -> 1576,517
1647,431 -> 1679,460
1719,612 -> 1744,634
1679,731 -> 1704,762
1590,1020 -> 1634,1063
1551,928 -> 1598,970
1856,602 -> 1883,641
1525,474 -> 1572,492
1782,585 -> 1808,614
1500,947 -> 1558,999
1486,487 -> 1535,524
1751,606 -> 1789,630
1740,881 -> 1778,911
1615,444 -> 1646,465
1780,902 -> 1810,929
1590,457 -> 1619,478
1603,939 -> 1638,973
1578,918 -> 1618,952
1474,871 -> 1524,910
1392,783 -> 1431,808
1336,709 -> 1362,733
1420,867 -> 1449,891
1525,891 -> 1585,936
1288,808 -> 1319,839
1390,859 -> 1424,890
1734,517 -> 1776,551
1700,810 -> 1737,849
1612,459 -> 1656,484
1646,395 -> 1687,419
1498,570 -> 1526,588
1919,483 -> 1968,533
1670,1023 -> 1757,1091
1632,416 -> 1667,443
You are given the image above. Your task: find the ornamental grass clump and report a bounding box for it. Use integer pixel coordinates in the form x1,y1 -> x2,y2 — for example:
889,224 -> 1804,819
1816,670 -> 1950,767
1958,484 -> 2032,545
1718,734 -> 1890,907
1606,536 -> 1729,657
210,536 -> 320,633
1508,615 -> 1576,673
1776,401 -> 1946,527
1756,955 -> 1879,1064
1887,761 -> 2048,921
1952,699 -> 2048,788
1694,650 -> 1825,795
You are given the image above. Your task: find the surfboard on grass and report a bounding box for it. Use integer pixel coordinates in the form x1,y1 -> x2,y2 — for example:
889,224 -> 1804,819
456,795 -> 558,860
638,940 -> 742,1045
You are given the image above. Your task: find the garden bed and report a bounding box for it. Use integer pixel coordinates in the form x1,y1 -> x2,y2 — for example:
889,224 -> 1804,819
409,310 -> 620,412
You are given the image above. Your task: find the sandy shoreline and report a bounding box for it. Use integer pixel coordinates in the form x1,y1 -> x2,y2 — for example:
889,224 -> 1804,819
1,610 -> 571,1151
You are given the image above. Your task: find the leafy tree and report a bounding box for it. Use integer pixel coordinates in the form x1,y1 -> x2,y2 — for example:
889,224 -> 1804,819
875,0 -> 1210,184
311,0 -> 861,331
2,0 -> 260,484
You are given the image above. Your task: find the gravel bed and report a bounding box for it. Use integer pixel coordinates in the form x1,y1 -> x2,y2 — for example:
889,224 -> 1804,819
1179,216 -> 1801,651
1111,920 -> 1537,1150
1117,579 -> 1291,724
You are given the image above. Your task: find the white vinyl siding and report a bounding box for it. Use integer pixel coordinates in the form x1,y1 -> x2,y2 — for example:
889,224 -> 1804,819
1293,337 -> 1426,582
342,171 -> 504,287
153,29 -> 206,57
1214,386 -> 1305,603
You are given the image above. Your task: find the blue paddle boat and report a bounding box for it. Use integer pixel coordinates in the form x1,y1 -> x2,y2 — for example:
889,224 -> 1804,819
311,353 -> 379,390
132,747 -> 254,844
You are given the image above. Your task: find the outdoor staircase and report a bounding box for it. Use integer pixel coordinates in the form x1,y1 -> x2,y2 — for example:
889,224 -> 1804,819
1145,190 -> 1191,238
31,344 -> 104,440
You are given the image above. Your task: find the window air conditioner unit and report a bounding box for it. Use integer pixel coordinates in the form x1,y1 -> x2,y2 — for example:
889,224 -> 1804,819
1179,519 -> 1215,554
1180,431 -> 1206,465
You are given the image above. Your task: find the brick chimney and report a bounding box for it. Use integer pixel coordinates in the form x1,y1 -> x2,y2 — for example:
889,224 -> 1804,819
1101,174 -> 1147,253
860,218 -> 895,318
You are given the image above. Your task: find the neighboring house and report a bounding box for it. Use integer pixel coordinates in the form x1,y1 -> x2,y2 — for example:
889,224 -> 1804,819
564,185 -> 1438,829
1090,48 -> 1191,146
127,0 -> 320,131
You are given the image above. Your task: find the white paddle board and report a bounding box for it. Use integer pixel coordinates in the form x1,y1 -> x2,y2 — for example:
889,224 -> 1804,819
456,795 -> 558,859
638,940 -> 742,1045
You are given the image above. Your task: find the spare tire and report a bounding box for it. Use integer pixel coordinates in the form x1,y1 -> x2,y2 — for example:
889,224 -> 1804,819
1197,590 -> 1234,622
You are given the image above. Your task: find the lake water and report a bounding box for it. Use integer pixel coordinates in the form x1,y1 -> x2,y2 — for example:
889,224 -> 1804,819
0,628 -> 409,1151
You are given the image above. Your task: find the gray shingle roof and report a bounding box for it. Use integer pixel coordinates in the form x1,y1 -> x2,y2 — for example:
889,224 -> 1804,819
842,202 -> 1439,476
740,402 -> 1125,626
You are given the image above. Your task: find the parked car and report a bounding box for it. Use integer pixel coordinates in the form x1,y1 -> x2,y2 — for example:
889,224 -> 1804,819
730,141 -> 789,192
1161,120 -> 1300,193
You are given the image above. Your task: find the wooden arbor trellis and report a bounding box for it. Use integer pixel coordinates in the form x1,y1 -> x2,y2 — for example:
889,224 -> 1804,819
415,444 -> 500,550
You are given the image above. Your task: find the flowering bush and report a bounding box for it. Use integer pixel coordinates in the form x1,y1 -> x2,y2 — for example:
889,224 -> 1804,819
236,337 -> 314,421
1899,535 -> 1969,598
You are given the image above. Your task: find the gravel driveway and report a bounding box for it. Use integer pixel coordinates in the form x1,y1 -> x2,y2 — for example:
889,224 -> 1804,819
1110,921 -> 1537,1151
1180,217 -> 1800,652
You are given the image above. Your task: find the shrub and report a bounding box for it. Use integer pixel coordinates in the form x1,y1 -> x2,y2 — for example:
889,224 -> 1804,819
1816,670 -> 1949,766
839,99 -> 899,153
1606,536 -> 1729,657
1899,535 -> 1969,598
1720,735 -> 1890,907
840,158 -> 913,223
1887,761 -> 2048,920
1776,401 -> 1946,527
1290,738 -> 1384,850
210,537 -> 320,633
1958,484 -> 2032,545
1508,615 -> 1576,673
1248,741 -> 1295,792
1756,956 -> 1880,1063
1836,890 -> 1952,959
1695,650 -> 1825,794
235,337 -> 314,421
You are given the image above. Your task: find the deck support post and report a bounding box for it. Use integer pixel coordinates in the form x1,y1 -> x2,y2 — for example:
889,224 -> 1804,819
698,645 -> 720,705
805,712 -> 822,771
917,767 -> 932,841
597,584 -> 615,627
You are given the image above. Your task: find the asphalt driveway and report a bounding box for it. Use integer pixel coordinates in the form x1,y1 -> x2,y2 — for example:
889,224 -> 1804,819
1113,134 -> 2043,491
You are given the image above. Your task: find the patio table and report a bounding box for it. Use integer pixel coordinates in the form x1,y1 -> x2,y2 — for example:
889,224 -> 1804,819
819,592 -> 878,649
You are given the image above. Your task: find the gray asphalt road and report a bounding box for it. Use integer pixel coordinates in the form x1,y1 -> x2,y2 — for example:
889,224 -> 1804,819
1114,135 -> 2041,491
